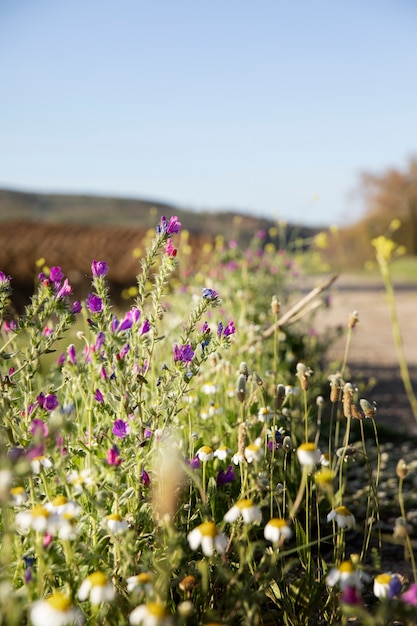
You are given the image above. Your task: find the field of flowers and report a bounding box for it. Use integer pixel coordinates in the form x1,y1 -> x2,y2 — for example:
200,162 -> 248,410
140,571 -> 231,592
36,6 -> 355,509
0,215 -> 416,625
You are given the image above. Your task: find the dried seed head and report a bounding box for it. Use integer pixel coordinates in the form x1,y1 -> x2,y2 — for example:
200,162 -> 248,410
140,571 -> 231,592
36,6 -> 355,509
236,373 -> 247,403
238,422 -> 247,459
179,575 -> 199,596
342,382 -> 354,418
359,398 -> 377,419
396,458 -> 409,479
271,295 -> 281,316
351,404 -> 364,420
393,517 -> 410,539
296,362 -> 313,391
336,445 -> 357,461
349,310 -> 359,329
329,374 -> 343,403
275,384 -> 286,409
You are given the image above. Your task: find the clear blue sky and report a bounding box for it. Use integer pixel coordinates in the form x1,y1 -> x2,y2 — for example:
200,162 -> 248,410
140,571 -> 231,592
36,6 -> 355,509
1,0 -> 416,226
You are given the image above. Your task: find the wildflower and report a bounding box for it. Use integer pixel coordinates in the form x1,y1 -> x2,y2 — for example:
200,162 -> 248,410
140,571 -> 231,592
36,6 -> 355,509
396,458 -> 409,478
30,419 -> 49,438
264,518 -> 292,545
107,445 -> 123,466
179,575 -> 199,597
188,456 -> 201,470
67,468 -> 94,493
94,388 -> 104,403
10,485 -> 28,505
127,573 -> 154,595
92,259 -> 109,277
86,293 -> 103,313
141,319 -> 151,335
201,382 -> 219,395
236,373 -> 246,403
401,583 -> 417,606
72,300 -> 82,314
201,287 -> 218,300
30,592 -> 83,626
15,505 -> 52,533
296,362 -> 313,391
187,521 -> 228,556
106,513 -> 128,535
223,320 -> 236,337
336,444 -> 356,462
224,499 -> 262,524
216,465 -> 235,486
78,571 -> 115,604
297,443 -> 321,467
157,215 -> 181,235
244,442 -> 263,463
360,398 -> 377,418
31,455 -> 53,474
197,446 -> 214,462
50,266 -> 64,282
348,310 -> 359,329
213,446 -> 230,461
56,279 -> 72,299
327,505 -> 355,530
165,238 -> 177,256
374,573 -> 402,599
231,452 -> 245,465
257,406 -> 274,422
173,344 -> 194,363
140,469 -> 150,487
129,602 -> 173,626
341,586 -> 362,605
326,560 -> 363,591
112,419 -> 130,438
45,495 -> 81,517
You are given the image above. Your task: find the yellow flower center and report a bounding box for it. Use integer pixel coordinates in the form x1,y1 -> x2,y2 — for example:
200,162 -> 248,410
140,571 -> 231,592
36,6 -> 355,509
107,513 -> 122,522
147,602 -> 168,617
375,573 -> 391,585
10,486 -> 25,495
335,506 -> 352,517
199,446 -> 213,455
268,518 -> 287,529
88,571 -> 108,586
46,592 -> 71,611
315,469 -> 335,485
298,442 -> 316,452
137,573 -> 152,584
339,561 -> 355,574
52,495 -> 68,506
237,499 -> 254,510
31,506 -> 50,518
199,521 -> 218,537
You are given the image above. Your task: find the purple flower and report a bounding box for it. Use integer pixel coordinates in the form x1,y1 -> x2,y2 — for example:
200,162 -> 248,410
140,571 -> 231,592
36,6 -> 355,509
341,586 -> 362,606
118,308 -> 141,332
402,583 -> 417,606
189,456 -> 201,470
217,322 -> 223,337
92,260 -> 109,277
223,321 -> 236,337
0,271 -> 11,284
38,394 -> 58,412
140,319 -> 151,335
202,287 -> 218,300
72,300 -> 82,314
144,428 -> 153,439
112,419 -> 130,438
30,419 -> 49,438
165,238 -> 177,256
49,266 -> 64,282
216,465 -> 235,486
94,331 -> 106,351
173,343 -> 194,363
140,469 -> 150,487
86,293 -> 103,313
94,389 -> 104,403
67,344 -> 77,365
56,278 -> 72,298
157,215 -> 182,235
107,445 -> 122,466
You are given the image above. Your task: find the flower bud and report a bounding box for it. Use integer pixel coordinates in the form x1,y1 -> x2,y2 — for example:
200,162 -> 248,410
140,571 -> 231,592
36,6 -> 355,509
349,310 -> 359,329
396,458 -> 409,479
275,384 -> 286,409
271,295 -> 281,317
236,374 -> 247,403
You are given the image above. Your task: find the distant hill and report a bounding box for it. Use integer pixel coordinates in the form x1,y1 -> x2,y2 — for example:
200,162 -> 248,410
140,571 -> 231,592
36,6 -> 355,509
0,188 -> 320,246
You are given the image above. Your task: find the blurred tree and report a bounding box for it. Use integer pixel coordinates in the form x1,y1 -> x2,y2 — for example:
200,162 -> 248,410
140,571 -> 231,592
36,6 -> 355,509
359,157 -> 417,255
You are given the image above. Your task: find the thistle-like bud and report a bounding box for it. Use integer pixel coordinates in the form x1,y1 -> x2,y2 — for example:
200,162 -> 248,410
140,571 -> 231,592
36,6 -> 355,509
396,458 -> 409,479
349,310 -> 359,329
342,382 -> 354,418
282,436 -> 292,452
236,374 -> 247,403
275,384 -> 286,409
329,374 -> 342,403
239,362 -> 249,379
253,371 -> 264,387
271,295 -> 281,317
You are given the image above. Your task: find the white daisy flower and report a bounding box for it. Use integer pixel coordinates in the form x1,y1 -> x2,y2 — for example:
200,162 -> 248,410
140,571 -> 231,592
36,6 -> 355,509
264,518 -> 292,545
257,406 -> 274,422
31,455 -> 53,474
326,560 -> 362,590
201,382 -> 219,395
373,573 -> 401,599
78,571 -> 115,604
105,513 -> 129,535
187,521 -> 228,556
67,469 -> 94,494
213,446 -> 230,461
30,592 -> 84,626
129,602 -> 173,626
45,495 -> 81,517
15,505 -> 52,534
127,573 -> 154,595
244,442 -> 263,463
10,485 -> 28,505
327,505 -> 356,530
231,452 -> 245,465
297,443 -> 321,467
196,446 -> 214,462
224,499 -> 262,524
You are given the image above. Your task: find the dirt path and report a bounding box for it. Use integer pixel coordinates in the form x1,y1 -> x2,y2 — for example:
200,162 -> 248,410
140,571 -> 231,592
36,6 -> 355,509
311,275 -> 417,435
